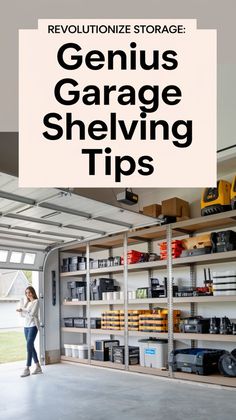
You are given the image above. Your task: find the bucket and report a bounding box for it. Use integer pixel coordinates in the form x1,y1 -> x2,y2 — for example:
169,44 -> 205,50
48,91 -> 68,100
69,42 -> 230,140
64,344 -> 73,357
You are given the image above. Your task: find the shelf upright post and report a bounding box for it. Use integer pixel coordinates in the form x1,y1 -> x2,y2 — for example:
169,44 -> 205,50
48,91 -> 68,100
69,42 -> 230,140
123,231 -> 129,370
86,241 -> 91,364
147,239 -> 154,279
167,224 -> 174,377
190,263 -> 197,348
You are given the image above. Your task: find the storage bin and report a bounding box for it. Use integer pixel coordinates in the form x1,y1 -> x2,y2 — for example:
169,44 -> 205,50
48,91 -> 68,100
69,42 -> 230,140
64,317 -> 74,327
119,291 -> 124,301
71,344 -> 79,358
139,339 -> 168,369
64,344 -> 73,357
212,270 -> 236,296
77,344 -> 89,359
102,292 -> 108,300
128,291 -> 136,300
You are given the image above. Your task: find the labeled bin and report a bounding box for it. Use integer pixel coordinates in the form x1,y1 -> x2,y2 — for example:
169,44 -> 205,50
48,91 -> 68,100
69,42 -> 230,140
139,339 -> 168,369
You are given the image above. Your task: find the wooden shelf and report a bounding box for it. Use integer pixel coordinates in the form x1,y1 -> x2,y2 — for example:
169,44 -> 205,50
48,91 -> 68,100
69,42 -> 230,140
128,331 -> 168,339
172,250 -> 236,267
172,209 -> 236,235
173,371 -> 236,388
91,360 -> 125,370
60,260 -> 167,278
128,365 -> 169,377
91,300 -> 124,306
174,333 -> 236,342
61,250 -> 236,278
61,356 -> 88,364
93,329 -> 124,335
62,327 -> 88,333
61,327 -> 124,335
61,270 -> 86,277
61,356 -> 125,370
128,260 -> 166,271
173,295 -> 236,304
63,301 -> 87,306
63,296 -> 236,306
129,298 -> 167,305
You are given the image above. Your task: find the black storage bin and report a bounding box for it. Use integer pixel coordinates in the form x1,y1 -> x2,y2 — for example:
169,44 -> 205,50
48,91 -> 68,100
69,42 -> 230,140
94,340 -> 120,361
64,318 -> 74,327
112,346 -> 139,365
73,318 -> 86,328
85,318 -> 101,329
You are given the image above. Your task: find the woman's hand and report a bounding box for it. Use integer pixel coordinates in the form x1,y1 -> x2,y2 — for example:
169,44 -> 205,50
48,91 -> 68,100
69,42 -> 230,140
16,308 -> 22,312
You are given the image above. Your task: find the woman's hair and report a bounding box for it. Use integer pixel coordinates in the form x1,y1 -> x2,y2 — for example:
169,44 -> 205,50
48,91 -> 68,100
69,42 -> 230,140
25,286 -> 38,301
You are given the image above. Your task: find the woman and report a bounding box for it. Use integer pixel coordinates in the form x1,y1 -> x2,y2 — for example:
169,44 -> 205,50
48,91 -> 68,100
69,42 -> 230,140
16,286 -> 42,377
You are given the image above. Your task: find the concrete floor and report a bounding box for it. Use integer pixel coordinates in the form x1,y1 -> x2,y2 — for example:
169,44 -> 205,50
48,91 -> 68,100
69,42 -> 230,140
0,362 -> 235,420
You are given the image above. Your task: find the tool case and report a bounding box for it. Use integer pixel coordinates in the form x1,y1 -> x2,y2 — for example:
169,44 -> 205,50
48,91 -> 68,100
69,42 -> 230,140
169,348 -> 225,375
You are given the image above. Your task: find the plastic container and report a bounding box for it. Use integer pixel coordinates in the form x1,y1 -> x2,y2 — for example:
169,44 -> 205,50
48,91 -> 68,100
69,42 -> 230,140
106,292 -> 113,300
77,344 -> 89,359
139,339 -> 168,369
71,344 -> 79,358
64,344 -> 73,357
102,292 -> 108,300
128,291 -> 136,300
113,292 -> 120,300
212,271 -> 236,296
119,291 -> 124,301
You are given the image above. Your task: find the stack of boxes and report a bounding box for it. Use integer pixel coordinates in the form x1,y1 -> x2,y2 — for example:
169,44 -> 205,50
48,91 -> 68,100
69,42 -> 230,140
120,310 -> 151,331
101,309 -> 181,332
159,240 -> 184,260
101,310 -> 121,330
121,250 -> 149,265
139,309 -> 181,333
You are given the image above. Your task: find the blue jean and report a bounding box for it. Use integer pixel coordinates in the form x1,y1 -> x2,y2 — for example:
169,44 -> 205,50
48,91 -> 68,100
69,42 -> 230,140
24,326 -> 39,367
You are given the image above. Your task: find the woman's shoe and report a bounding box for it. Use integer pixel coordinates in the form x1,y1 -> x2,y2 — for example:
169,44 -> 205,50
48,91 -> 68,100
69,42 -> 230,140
32,365 -> 42,375
20,367 -> 30,377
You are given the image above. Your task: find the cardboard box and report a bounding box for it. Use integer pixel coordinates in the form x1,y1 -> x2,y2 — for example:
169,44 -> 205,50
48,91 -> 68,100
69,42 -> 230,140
161,198 -> 190,218
182,234 -> 211,250
143,204 -> 162,218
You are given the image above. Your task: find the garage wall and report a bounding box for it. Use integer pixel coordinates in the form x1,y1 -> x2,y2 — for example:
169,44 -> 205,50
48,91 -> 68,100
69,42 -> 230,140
44,249 -> 61,363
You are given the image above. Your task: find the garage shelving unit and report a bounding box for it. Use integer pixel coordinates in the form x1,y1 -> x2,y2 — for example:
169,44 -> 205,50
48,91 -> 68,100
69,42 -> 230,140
60,209 -> 236,387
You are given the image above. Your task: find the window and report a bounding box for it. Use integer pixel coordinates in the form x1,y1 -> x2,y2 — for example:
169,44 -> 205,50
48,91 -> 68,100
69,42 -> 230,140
0,250 -> 8,262
23,253 -> 36,265
10,252 -> 22,263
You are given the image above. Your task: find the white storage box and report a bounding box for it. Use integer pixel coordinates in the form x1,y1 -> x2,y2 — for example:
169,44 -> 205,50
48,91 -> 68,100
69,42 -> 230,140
128,291 -> 136,300
119,291 -> 124,301
77,344 -> 89,359
71,344 -> 79,358
64,344 -> 73,357
212,271 -> 236,296
139,339 -> 168,369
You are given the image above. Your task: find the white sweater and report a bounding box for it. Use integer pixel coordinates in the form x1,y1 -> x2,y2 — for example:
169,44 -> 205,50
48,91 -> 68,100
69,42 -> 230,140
21,299 -> 40,329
